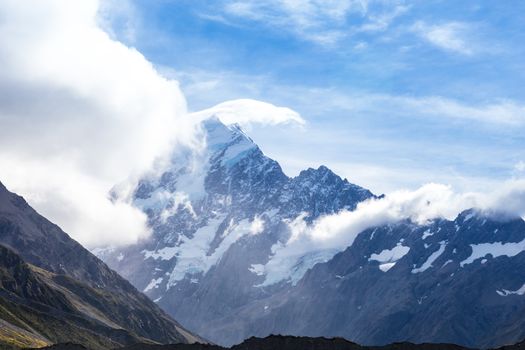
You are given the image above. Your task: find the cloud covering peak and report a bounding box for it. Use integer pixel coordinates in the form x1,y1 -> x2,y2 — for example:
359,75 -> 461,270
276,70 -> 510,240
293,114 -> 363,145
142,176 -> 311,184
0,1 -> 306,248
0,0 -> 193,247
190,99 -> 305,129
259,181 -> 525,286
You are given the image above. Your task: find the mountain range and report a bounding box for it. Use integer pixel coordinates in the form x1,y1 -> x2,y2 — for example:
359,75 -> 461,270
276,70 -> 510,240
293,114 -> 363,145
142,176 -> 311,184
96,118 -> 525,348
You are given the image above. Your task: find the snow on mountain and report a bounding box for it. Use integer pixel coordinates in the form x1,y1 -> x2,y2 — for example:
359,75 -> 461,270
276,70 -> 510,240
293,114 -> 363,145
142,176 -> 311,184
96,117 -> 525,348
108,117 -> 374,287
369,242 -> 410,272
460,238 -> 525,267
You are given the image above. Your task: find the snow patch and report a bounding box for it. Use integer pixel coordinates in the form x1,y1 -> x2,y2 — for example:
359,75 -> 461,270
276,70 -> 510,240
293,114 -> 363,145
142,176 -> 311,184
422,229 -> 433,240
497,283 -> 525,296
460,238 -> 525,267
441,259 -> 453,268
144,278 -> 163,292
412,241 -> 447,273
378,262 -> 396,272
463,212 -> 476,222
369,243 -> 410,273
249,264 -> 265,276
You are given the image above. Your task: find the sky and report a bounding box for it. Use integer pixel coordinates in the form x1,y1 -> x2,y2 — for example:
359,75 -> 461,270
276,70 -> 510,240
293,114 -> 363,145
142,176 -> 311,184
0,0 -> 524,248
105,0 -> 525,193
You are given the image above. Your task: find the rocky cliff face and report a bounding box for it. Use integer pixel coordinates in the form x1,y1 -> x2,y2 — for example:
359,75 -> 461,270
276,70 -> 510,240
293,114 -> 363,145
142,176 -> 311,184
0,182 -> 200,349
98,118 -> 525,348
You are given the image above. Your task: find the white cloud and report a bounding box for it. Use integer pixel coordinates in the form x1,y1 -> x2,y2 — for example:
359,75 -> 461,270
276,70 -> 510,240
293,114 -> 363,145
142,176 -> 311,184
412,21 -> 474,55
174,67 -> 525,128
0,0 -> 197,247
515,161 -> 525,172
190,99 -> 305,129
357,4 -> 409,32
215,0 -> 407,45
322,92 -> 525,126
259,181 -> 525,285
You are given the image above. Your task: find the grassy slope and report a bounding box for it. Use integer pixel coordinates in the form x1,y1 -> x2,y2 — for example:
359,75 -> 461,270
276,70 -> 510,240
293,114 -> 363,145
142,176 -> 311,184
0,244 -> 154,349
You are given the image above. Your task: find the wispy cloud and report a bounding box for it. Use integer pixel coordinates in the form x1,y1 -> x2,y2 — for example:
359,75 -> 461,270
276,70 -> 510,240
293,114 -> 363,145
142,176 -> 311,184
172,63 -> 525,127
411,21 -> 474,55
348,94 -> 525,126
516,161 -> 525,172
357,4 -> 410,32
204,0 -> 408,45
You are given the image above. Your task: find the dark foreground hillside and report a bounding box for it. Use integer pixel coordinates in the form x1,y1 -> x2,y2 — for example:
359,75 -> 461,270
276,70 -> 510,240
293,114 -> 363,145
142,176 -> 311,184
0,181 -> 200,349
30,335 -> 525,350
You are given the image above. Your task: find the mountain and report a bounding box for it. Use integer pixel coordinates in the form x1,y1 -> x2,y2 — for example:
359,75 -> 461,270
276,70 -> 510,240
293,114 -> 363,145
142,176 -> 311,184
218,211 -> 525,348
98,118 -> 525,348
0,181 -> 201,349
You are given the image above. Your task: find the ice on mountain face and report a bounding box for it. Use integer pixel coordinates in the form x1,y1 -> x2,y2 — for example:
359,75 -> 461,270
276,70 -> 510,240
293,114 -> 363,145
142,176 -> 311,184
144,277 -> 163,292
463,212 -> 476,222
164,215 -> 225,287
135,174 -> 205,216
441,259 -> 453,268
249,264 -> 265,276
412,241 -> 447,274
152,216 -> 265,289
422,229 -> 434,240
203,118 -> 257,167
221,137 -> 257,166
250,216 -> 265,235
378,263 -> 396,272
289,250 -> 338,285
143,246 -> 178,261
460,238 -> 525,267
257,248 -> 338,287
497,283 -> 525,296
160,192 -> 197,223
369,243 -> 410,272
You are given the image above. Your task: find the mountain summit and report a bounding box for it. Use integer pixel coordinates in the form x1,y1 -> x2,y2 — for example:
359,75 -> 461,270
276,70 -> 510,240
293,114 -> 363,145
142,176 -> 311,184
99,118 -> 525,348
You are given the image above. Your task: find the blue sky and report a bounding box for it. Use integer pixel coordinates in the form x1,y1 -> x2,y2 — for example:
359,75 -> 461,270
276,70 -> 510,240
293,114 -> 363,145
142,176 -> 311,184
105,0 -> 525,193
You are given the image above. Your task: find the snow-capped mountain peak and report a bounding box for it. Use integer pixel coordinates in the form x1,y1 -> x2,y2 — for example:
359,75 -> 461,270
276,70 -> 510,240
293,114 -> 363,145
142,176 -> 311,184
202,117 -> 258,167
96,117 -> 525,348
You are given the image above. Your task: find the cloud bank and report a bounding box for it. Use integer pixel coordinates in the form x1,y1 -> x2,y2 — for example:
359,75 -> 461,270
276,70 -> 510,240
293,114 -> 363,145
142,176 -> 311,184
258,181 -> 525,286
0,0 -> 194,247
